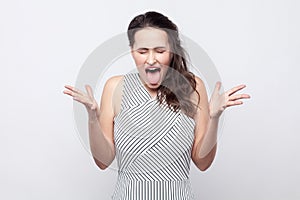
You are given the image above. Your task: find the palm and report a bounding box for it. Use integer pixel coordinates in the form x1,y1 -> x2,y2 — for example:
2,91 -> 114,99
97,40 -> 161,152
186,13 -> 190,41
63,84 -> 99,113
209,82 -> 250,118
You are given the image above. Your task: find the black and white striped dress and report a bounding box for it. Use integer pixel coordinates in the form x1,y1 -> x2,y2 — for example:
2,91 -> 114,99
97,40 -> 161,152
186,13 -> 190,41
112,72 -> 196,200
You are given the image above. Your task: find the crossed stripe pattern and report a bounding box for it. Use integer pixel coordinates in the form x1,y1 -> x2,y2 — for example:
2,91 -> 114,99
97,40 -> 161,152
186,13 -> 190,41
112,73 -> 196,200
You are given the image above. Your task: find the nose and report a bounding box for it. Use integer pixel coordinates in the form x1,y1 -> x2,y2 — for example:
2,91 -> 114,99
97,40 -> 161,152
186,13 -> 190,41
146,51 -> 157,66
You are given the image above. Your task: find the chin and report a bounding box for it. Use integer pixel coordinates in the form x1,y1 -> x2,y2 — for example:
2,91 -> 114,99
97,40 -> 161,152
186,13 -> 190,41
146,83 -> 161,89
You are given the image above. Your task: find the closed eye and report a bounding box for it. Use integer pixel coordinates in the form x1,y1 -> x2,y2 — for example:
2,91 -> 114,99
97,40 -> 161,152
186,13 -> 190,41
136,47 -> 166,54
137,49 -> 148,54
155,48 -> 167,54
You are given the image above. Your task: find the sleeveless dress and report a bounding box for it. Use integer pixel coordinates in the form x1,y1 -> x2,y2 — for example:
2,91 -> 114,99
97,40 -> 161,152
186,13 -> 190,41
112,72 -> 196,200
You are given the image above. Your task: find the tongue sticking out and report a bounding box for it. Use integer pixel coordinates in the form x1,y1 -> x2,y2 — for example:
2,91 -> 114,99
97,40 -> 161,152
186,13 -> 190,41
146,69 -> 161,85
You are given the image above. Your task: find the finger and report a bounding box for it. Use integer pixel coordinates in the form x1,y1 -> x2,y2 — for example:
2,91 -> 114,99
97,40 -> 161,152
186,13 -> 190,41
64,85 -> 75,91
64,85 -> 81,94
63,89 -> 79,97
72,93 -> 88,104
225,84 -> 246,96
226,100 -> 243,107
63,90 -> 73,97
85,85 -> 94,99
229,94 -> 251,101
212,81 -> 222,96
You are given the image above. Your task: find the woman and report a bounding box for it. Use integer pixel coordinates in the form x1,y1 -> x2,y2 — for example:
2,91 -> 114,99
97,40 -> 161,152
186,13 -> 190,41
64,11 -> 250,199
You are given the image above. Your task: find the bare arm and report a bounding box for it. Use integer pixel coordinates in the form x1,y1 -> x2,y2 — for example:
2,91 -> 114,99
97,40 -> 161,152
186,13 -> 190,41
63,76 -> 123,170
191,77 -> 250,171
191,77 -> 213,171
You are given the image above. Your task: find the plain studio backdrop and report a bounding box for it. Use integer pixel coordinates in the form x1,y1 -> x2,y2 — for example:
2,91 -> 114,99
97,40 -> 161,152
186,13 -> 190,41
1,0 -> 299,199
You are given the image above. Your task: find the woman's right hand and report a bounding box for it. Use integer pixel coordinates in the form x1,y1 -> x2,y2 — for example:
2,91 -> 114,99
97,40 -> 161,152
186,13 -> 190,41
63,84 -> 100,120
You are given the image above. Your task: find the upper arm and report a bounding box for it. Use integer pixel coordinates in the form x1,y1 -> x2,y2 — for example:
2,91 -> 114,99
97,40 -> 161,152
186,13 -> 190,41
191,76 -> 210,161
98,75 -> 123,150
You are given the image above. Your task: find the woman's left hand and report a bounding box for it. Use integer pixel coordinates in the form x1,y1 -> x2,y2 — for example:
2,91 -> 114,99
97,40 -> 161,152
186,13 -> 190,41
209,82 -> 251,119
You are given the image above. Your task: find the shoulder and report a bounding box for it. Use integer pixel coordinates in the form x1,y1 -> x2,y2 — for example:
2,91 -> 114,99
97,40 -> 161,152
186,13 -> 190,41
190,75 -> 207,103
194,76 -> 206,92
102,75 -> 124,92
190,76 -> 209,121
100,75 -> 124,99
105,75 -> 124,86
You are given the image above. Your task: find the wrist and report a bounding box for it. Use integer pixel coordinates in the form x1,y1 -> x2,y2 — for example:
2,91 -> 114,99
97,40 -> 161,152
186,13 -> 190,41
88,111 -> 98,121
88,115 -> 99,123
209,113 -> 221,120
209,107 -> 223,120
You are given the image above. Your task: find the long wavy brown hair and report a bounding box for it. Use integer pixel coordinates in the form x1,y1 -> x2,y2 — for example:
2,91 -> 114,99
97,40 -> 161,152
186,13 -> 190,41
127,11 -> 200,118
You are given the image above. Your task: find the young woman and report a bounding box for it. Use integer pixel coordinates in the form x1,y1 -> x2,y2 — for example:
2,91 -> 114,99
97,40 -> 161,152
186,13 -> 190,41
64,11 -> 250,200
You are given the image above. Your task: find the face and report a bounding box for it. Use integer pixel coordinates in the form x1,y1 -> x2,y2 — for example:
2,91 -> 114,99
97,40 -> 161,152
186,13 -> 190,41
131,27 -> 172,91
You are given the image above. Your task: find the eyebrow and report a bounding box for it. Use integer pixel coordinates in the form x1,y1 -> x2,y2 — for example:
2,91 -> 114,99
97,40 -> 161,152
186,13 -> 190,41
136,47 -> 167,50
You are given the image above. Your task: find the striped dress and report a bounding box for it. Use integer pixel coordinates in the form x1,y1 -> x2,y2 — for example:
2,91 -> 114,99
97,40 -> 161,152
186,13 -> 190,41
112,72 -> 196,200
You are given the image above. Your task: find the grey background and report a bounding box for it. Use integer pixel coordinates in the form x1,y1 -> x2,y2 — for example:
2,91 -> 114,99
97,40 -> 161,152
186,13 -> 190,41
1,0 -> 299,199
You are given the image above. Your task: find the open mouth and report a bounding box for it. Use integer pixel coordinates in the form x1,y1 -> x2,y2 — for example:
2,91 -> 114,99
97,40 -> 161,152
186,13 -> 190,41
145,67 -> 161,85
145,67 -> 161,73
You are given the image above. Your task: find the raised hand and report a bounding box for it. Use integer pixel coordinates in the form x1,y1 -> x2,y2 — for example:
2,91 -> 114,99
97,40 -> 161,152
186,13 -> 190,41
209,82 -> 250,118
63,84 -> 100,120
